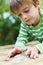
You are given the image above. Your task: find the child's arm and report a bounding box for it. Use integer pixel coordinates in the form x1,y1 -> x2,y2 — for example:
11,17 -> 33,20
4,22 -> 29,61
35,42 -> 43,53
15,22 -> 29,50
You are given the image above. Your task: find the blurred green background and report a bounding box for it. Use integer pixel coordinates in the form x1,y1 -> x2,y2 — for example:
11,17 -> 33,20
0,0 -> 43,46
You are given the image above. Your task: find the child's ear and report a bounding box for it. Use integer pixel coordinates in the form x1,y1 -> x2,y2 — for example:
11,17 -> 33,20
33,0 -> 40,10
36,4 -> 40,11
36,0 -> 40,11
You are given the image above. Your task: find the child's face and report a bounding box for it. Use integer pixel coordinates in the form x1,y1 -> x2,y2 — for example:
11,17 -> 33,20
14,2 -> 40,25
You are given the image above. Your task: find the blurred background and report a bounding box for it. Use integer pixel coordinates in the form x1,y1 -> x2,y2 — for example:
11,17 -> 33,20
0,0 -> 43,46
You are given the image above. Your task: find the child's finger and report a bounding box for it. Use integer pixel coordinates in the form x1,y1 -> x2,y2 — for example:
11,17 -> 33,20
24,46 -> 29,51
24,47 -> 27,51
30,50 -> 36,59
33,53 -> 39,59
30,51 -> 39,59
4,56 -> 10,61
24,49 -> 31,55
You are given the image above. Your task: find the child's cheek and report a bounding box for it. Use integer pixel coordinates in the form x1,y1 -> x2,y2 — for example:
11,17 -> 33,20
30,14 -> 34,19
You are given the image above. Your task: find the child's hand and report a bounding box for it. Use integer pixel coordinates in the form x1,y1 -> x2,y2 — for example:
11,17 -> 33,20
4,47 -> 21,61
24,46 -> 39,59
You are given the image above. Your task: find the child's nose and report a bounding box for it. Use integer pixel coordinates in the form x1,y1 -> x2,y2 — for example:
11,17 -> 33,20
23,14 -> 27,19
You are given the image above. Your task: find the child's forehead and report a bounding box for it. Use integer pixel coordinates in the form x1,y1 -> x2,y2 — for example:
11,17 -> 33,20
14,2 -> 32,15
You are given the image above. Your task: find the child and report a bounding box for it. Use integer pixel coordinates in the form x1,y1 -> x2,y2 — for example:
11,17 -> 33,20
5,0 -> 43,61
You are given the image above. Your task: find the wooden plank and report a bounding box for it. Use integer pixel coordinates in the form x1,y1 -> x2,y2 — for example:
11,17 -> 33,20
0,43 -> 43,65
0,45 -> 14,50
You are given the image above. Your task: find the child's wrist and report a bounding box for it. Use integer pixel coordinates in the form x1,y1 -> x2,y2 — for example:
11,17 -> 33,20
15,43 -> 26,50
34,46 -> 40,53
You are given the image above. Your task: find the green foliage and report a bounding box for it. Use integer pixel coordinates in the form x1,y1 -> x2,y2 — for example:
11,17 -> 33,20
40,0 -> 43,9
0,0 -> 21,46
0,13 -> 21,45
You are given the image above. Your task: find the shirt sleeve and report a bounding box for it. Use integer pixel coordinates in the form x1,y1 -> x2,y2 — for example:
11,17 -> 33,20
35,42 -> 43,53
35,9 -> 43,54
15,22 -> 29,50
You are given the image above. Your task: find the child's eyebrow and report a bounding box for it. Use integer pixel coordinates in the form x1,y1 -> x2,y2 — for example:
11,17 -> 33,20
23,7 -> 29,11
18,7 -> 29,16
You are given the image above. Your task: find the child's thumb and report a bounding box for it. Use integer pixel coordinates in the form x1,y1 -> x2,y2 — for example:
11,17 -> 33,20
24,47 -> 28,51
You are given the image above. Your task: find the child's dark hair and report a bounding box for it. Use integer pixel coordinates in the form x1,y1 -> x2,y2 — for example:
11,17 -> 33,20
9,0 -> 40,13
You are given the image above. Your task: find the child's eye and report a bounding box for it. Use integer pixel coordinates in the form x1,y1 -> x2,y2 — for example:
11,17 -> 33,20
24,9 -> 29,13
18,14 -> 22,17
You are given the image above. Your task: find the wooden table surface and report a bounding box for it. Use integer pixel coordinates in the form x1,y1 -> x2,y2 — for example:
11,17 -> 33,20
0,43 -> 43,65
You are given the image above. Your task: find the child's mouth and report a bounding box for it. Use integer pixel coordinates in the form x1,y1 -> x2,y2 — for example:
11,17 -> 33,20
26,19 -> 30,22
